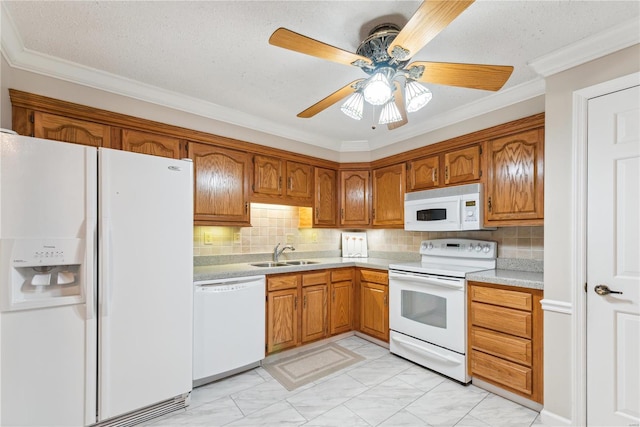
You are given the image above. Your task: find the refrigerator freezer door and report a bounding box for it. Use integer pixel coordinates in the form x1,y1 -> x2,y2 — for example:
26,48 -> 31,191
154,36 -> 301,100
98,149 -> 193,421
0,134 -> 97,426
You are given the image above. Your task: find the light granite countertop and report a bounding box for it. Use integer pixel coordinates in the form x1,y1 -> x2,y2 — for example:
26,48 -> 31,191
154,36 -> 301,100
193,253 -> 543,290
466,269 -> 544,290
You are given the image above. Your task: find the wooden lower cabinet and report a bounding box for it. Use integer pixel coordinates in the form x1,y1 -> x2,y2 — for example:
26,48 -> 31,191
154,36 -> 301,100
266,269 -> 357,354
329,268 -> 354,335
468,281 -> 543,404
266,275 -> 299,353
358,269 -> 389,342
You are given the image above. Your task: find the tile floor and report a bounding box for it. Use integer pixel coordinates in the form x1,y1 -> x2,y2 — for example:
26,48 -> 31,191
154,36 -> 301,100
145,336 -> 542,426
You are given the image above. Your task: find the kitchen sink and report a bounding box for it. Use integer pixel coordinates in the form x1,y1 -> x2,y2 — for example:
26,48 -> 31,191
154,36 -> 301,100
250,262 -> 289,267
284,260 -> 320,265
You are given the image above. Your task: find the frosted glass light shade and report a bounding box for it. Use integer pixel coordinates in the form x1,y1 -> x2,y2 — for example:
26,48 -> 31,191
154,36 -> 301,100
340,91 -> 364,120
378,100 -> 403,124
405,81 -> 432,113
363,72 -> 392,106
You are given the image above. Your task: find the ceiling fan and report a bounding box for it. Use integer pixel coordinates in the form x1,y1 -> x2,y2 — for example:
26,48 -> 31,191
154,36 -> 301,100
268,0 -> 513,130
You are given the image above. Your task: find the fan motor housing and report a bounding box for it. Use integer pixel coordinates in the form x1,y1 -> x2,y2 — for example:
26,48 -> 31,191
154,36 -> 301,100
356,23 -> 409,73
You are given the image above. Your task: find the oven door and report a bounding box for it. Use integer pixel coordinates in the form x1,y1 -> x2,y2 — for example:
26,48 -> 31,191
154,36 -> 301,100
389,270 -> 466,354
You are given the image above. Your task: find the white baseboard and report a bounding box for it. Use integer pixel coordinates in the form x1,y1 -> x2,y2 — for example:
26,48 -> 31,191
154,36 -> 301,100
540,409 -> 573,426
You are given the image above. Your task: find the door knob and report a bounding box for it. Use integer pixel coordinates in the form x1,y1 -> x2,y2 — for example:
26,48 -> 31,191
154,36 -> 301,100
594,284 -> 623,296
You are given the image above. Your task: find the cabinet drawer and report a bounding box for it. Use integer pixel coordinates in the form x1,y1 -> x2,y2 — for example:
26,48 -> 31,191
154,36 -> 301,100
331,269 -> 353,282
471,302 -> 532,339
359,269 -> 388,285
470,285 -> 532,311
268,275 -> 299,291
471,350 -> 532,396
471,327 -> 532,366
302,271 -> 328,287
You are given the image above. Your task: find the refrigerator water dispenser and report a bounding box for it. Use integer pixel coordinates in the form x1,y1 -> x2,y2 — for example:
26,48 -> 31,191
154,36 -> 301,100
0,238 -> 85,311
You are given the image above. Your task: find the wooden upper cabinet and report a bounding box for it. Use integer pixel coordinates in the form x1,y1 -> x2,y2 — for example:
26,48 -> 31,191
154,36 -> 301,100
253,154 -> 283,196
340,170 -> 370,227
485,128 -> 544,226
121,129 -> 182,159
372,163 -> 406,227
407,144 -> 481,191
286,161 -> 313,201
408,155 -> 439,191
188,142 -> 251,226
314,167 -> 337,227
252,156 -> 313,204
444,145 -> 481,185
33,111 -> 110,147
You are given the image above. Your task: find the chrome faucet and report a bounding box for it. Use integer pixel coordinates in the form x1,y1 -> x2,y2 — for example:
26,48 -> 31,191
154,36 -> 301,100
273,243 -> 295,262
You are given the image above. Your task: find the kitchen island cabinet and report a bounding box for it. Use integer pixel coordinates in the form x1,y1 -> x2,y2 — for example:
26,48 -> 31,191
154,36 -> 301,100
467,281 -> 543,404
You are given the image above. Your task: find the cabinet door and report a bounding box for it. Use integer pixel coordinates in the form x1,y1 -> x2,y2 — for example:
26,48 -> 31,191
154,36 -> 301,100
33,111 -> 110,147
485,128 -> 544,224
372,163 -> 406,227
340,170 -> 370,227
253,154 -> 283,196
301,285 -> 327,343
408,155 -> 440,191
286,161 -> 313,200
444,145 -> 481,185
360,281 -> 388,341
267,288 -> 299,353
121,129 -> 182,159
314,167 -> 337,227
330,280 -> 353,335
188,142 -> 251,225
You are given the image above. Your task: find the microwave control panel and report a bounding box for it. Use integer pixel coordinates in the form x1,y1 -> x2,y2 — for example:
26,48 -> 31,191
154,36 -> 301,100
463,200 -> 479,223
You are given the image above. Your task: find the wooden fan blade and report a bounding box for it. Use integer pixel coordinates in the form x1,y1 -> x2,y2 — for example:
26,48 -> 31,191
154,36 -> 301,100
409,61 -> 514,91
297,79 -> 364,118
388,82 -> 408,130
388,1 -> 474,60
270,28 -> 371,67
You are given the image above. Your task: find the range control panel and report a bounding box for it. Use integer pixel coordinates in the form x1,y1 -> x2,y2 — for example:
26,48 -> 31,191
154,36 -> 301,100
419,238 -> 497,259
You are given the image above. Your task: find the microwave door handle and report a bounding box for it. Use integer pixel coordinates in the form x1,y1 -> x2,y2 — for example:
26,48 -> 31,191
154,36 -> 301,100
390,272 -> 464,290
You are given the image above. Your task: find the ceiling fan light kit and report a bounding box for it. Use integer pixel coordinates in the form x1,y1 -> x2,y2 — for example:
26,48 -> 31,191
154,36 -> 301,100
340,91 -> 364,121
269,0 -> 513,131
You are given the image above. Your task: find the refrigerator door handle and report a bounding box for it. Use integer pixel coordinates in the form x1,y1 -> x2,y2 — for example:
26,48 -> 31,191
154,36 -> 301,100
99,217 -> 112,317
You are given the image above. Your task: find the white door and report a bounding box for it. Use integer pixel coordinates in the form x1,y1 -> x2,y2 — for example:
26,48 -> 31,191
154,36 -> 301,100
587,85 -> 640,426
98,149 -> 193,421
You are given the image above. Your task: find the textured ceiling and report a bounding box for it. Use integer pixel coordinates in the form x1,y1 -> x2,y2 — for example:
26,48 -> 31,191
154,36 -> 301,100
2,1 -> 639,152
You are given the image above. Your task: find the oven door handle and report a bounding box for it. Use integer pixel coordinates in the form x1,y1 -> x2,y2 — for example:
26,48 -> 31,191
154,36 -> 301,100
389,272 -> 464,290
391,336 -> 460,365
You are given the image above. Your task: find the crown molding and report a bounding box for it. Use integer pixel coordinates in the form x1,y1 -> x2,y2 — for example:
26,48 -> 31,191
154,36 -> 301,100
529,18 -> 640,78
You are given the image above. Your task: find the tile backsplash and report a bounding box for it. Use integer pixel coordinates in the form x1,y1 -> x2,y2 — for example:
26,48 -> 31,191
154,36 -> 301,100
194,203 -> 543,260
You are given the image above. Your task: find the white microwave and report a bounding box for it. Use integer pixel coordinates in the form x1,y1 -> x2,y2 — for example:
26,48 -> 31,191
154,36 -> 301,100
404,183 -> 494,231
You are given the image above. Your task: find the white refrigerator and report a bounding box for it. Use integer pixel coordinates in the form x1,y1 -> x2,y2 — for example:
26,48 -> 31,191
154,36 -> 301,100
0,133 -> 193,426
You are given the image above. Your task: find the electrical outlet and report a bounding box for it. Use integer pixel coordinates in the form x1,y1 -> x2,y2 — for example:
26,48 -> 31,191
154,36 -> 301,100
203,231 -> 213,245
233,232 -> 241,244
286,233 -> 294,244
311,232 -> 317,243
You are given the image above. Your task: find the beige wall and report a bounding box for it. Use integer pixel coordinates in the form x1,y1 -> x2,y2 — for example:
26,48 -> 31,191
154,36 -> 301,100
543,44 -> 640,423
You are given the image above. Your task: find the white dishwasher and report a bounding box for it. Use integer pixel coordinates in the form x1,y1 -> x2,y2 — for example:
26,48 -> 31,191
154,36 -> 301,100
193,275 -> 266,387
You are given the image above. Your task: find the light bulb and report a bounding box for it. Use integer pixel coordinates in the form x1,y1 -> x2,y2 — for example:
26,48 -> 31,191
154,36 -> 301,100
363,72 -> 392,106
